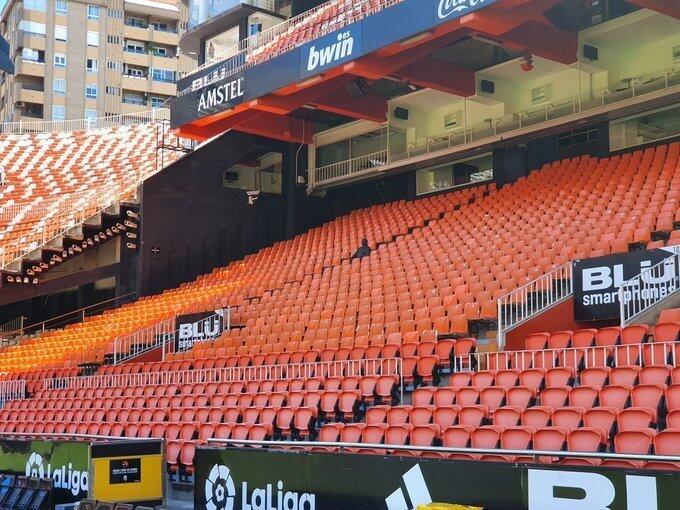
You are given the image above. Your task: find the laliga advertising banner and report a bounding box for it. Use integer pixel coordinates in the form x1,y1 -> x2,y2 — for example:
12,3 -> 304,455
573,247 -> 680,322
0,439 -> 89,504
194,447 -> 680,510
175,308 -> 229,352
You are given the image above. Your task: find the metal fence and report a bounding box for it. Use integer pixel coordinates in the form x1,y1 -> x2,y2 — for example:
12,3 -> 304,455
497,263 -> 573,348
619,251 -> 680,326
0,108 -> 169,135
454,341 -> 679,373
313,150 -> 388,185
112,317 -> 177,365
0,380 -> 26,408
43,357 -> 403,399
206,437 -> 680,464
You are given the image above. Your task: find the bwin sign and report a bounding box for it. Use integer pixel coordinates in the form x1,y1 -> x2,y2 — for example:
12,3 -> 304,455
438,0 -> 488,19
528,469 -> 657,510
306,31 -> 355,73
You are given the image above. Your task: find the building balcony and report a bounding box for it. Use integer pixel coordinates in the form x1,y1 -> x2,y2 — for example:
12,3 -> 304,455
16,32 -> 46,51
122,75 -> 149,93
149,80 -> 176,96
150,54 -> 178,69
14,59 -> 45,77
121,101 -> 149,114
14,84 -> 44,105
123,49 -> 151,67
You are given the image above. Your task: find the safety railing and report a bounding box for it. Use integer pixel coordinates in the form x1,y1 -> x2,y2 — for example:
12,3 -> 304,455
619,251 -> 680,327
205,438 -> 680,465
453,341 -> 679,373
113,317 -> 177,365
0,108 -> 169,134
0,292 -> 137,342
313,150 -> 388,185
0,380 -> 26,408
180,0 -> 402,94
497,263 -> 572,348
311,67 -> 680,189
43,357 -> 401,392
0,316 -> 24,336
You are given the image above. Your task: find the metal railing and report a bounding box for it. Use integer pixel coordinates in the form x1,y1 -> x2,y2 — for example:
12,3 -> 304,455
454,341 -> 679,373
42,358 -> 402,398
314,150 -> 388,185
205,438 -> 680,464
311,67 -> 680,188
619,251 -> 680,327
0,316 -> 24,337
113,317 -> 177,365
0,292 -> 137,342
0,108 -> 169,134
0,380 -> 26,408
180,0 -> 402,95
497,263 -> 573,348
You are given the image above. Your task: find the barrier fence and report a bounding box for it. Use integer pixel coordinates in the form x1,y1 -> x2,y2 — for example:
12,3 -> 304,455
497,262 -> 573,347
0,380 -> 25,407
43,358 -> 403,399
454,341 -> 679,372
619,251 -> 680,326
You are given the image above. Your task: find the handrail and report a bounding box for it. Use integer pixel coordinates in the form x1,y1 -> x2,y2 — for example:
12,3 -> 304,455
113,316 -> 177,365
0,108 -> 169,134
0,432 -> 161,442
0,379 -> 26,408
619,251 -> 680,327
42,358 -> 402,401
311,68 -> 680,189
179,0 -> 401,95
497,262 -> 573,348
454,341 -> 679,372
0,316 -> 24,336
0,292 -> 138,340
313,150 -> 388,185
206,438 -> 680,463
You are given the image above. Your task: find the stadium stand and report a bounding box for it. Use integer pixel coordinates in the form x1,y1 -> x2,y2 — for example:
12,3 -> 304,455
0,141 -> 678,473
0,121 -> 181,275
2,140 -> 676,372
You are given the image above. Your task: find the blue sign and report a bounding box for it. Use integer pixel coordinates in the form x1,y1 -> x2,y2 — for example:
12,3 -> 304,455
435,0 -> 495,24
299,25 -> 362,79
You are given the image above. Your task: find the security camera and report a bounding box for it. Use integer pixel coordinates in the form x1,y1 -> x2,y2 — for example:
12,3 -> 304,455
247,190 -> 260,205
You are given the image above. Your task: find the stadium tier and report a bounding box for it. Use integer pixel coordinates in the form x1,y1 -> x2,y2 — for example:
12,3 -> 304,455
0,142 -> 677,373
0,120 -> 181,275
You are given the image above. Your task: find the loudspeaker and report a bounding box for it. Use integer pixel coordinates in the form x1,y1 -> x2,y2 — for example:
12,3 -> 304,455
583,44 -> 598,61
480,79 -> 495,94
224,171 -> 239,182
393,107 -> 409,120
344,77 -> 369,97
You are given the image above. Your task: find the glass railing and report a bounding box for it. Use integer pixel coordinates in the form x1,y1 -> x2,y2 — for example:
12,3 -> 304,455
122,98 -> 146,105
311,67 -> 680,188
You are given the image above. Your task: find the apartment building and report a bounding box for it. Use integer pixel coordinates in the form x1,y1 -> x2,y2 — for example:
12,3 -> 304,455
0,0 -> 196,123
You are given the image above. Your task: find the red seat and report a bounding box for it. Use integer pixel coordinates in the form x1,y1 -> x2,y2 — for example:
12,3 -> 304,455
572,329 -> 597,348
569,386 -> 598,409
610,366 -> 640,386
595,326 -> 621,346
480,386 -> 507,413
654,322 -> 680,343
639,365 -> 671,385
552,407 -> 585,432
599,385 -> 631,410
618,407 -> 656,431
526,333 -> 549,350
614,428 -> 657,457
583,406 -> 618,436
541,387 -> 570,409
493,406 -> 522,428
621,324 -> 649,344
567,427 -> 607,456
412,387 -> 435,406
521,407 -> 553,429
433,406 -> 460,429
630,383 -> 665,415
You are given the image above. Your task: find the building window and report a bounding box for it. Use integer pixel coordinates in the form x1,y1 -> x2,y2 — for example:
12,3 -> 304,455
107,35 -> 121,45
125,41 -> 145,54
152,22 -> 169,32
56,0 -> 68,14
18,21 -> 46,37
123,92 -> 144,105
86,84 -> 98,99
125,17 -> 146,28
106,61 -> 119,71
22,48 -> 44,63
84,109 -> 97,126
609,104 -> 680,151
54,25 -> 67,41
106,86 -> 120,96
416,152 -> 494,196
86,58 -> 98,73
87,31 -> 99,47
150,96 -> 165,107
53,78 -> 66,95
87,5 -> 100,20
52,105 -> 65,121
150,68 -> 174,83
152,46 -> 167,57
53,53 -> 66,68
126,67 -> 144,78
24,0 -> 47,11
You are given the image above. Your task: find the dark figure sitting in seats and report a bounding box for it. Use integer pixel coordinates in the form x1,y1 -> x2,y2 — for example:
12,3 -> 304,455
352,238 -> 372,259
